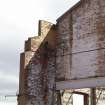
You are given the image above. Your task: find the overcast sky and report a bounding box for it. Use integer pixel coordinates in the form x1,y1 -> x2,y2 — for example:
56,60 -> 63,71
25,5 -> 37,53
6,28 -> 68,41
0,0 -> 79,104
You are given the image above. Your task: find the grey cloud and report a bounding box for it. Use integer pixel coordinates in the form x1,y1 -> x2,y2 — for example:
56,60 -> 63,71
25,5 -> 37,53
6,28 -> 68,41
0,78 -> 18,95
0,21 -> 25,96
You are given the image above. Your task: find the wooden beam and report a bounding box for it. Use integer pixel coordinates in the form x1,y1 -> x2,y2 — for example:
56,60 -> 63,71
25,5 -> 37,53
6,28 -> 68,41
56,77 -> 105,90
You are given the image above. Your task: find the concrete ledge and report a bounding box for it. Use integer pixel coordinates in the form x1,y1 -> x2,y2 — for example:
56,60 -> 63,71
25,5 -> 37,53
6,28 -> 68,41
56,77 -> 105,90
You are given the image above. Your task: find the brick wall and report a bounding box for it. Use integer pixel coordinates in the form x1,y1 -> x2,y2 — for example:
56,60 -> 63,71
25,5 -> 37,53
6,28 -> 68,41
19,0 -> 105,105
56,0 -> 105,80
18,20 -> 57,105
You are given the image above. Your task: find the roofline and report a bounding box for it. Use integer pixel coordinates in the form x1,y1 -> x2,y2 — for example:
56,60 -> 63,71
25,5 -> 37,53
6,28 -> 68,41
56,0 -> 82,22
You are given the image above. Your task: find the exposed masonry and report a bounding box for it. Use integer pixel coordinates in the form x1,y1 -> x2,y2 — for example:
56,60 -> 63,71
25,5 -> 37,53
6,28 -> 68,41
18,0 -> 105,105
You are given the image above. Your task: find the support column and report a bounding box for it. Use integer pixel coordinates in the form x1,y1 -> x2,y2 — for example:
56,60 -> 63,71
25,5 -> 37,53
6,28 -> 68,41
56,90 -> 62,105
90,88 -> 96,105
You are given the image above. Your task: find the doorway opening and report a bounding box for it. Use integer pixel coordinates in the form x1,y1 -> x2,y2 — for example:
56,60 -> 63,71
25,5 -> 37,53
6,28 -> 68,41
73,92 -> 88,105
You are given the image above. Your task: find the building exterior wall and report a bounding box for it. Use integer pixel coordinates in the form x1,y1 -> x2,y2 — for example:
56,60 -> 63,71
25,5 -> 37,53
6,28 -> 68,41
56,13 -> 72,80
18,0 -> 105,105
18,20 -> 57,105
56,0 -> 105,80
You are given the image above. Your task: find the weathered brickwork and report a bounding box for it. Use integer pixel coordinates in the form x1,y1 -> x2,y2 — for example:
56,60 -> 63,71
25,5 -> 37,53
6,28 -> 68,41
19,20 -> 57,105
56,0 -> 105,80
56,13 -> 72,80
18,0 -> 105,105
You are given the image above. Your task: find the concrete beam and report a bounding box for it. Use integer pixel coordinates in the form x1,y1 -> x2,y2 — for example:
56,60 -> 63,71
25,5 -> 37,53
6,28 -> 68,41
56,77 -> 105,90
